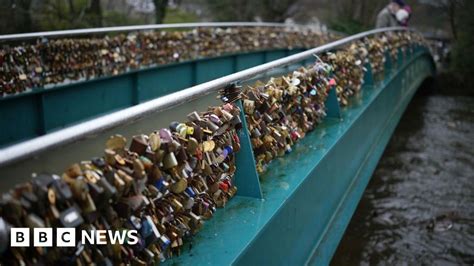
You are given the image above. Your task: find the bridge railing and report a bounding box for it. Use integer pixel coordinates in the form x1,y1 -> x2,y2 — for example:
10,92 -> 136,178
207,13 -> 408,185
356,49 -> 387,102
0,27 -> 434,265
0,26 -> 415,169
0,22 -> 330,41
0,22 -> 340,146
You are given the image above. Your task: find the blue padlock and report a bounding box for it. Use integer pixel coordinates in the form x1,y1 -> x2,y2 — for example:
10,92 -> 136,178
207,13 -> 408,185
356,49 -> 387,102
184,187 -> 196,198
159,235 -> 171,251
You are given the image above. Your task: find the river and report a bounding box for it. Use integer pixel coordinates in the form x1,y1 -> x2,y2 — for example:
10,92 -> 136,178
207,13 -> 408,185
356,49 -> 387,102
332,89 -> 474,265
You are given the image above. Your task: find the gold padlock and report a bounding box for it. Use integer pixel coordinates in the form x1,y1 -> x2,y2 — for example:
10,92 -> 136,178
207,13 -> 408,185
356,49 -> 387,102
163,152 -> 178,170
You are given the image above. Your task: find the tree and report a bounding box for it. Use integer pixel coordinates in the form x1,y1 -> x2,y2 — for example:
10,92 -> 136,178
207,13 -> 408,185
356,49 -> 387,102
153,0 -> 169,23
0,0 -> 33,34
327,0 -> 385,34
205,0 -> 255,21
17,0 -> 33,32
259,0 -> 299,22
86,0 -> 103,27
29,0 -> 105,30
205,0 -> 297,22
451,0 -> 474,87
431,0 -> 463,40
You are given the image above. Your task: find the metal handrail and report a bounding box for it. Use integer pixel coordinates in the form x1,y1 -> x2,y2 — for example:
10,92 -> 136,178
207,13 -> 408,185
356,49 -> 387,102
0,27 -> 416,168
0,22 -> 316,41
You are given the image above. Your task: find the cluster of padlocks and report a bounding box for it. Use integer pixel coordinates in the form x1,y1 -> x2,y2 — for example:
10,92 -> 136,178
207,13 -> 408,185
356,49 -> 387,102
0,98 -> 243,265
242,31 -> 424,172
0,30 -> 425,265
321,42 -> 367,106
242,65 -> 330,173
0,27 -> 334,96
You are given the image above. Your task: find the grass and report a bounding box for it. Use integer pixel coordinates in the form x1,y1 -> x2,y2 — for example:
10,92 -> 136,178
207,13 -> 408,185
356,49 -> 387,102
163,7 -> 199,24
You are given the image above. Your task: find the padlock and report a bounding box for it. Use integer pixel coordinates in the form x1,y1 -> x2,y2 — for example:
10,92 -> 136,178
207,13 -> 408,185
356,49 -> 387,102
149,132 -> 161,151
87,182 -> 105,208
140,215 -> 161,245
187,111 -> 201,122
159,129 -> 173,144
129,135 -> 148,155
141,248 -> 156,264
106,134 -> 127,151
59,205 -> 84,227
204,119 -> 219,132
65,163 -> 83,178
25,213 -> 45,228
96,176 -> 117,201
170,177 -> 187,194
163,152 -> 178,170
20,191 -> 39,212
186,137 -> 199,155
51,178 -> 73,203
192,125 -> 204,141
0,218 -> 10,254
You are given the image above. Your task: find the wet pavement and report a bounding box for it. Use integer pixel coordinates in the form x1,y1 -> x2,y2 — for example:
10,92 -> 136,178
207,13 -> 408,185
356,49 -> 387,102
332,90 -> 474,265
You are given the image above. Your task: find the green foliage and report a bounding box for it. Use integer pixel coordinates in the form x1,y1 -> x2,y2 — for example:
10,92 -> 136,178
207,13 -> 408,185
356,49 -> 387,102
35,0 -> 87,29
451,0 -> 474,89
0,0 -> 199,34
205,0 -> 296,22
452,2 -> 474,71
205,0 -> 255,21
163,7 -> 199,24
102,11 -> 148,27
0,0 -> 33,34
328,19 -> 370,35
153,0 -> 169,24
31,0 -> 104,31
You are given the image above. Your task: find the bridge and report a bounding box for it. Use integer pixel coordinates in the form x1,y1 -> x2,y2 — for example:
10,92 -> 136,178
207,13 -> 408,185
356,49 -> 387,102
0,23 -> 435,265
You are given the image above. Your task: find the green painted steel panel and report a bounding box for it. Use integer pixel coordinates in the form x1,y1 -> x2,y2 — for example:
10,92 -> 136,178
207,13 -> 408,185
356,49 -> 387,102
288,48 -> 305,55
233,100 -> 263,198
265,50 -> 288,62
0,95 -> 40,146
235,52 -> 266,71
137,63 -> 194,102
307,54 -> 435,265
195,57 -> 235,83
288,48 -> 306,69
0,49 -> 297,147
42,76 -> 134,131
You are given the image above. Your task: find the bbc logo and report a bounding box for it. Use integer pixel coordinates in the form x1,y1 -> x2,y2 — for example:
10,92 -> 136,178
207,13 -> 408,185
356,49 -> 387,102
10,228 -> 138,247
11,228 -> 75,247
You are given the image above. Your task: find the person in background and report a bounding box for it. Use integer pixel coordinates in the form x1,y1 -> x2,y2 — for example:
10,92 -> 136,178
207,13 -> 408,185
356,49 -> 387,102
376,0 -> 406,28
396,5 -> 412,27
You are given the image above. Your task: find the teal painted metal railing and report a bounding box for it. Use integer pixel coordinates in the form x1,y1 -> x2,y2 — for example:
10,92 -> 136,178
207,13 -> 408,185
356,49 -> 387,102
0,48 -> 307,147
1,22 -> 334,147
156,45 -> 436,265
0,28 -> 436,264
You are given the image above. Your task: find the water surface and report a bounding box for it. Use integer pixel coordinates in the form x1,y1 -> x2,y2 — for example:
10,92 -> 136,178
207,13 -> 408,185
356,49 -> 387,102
332,92 -> 474,265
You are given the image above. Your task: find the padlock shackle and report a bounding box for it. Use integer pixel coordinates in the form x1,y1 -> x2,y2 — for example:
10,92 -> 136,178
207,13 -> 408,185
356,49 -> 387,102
0,22 -> 329,42
0,27 -> 418,168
